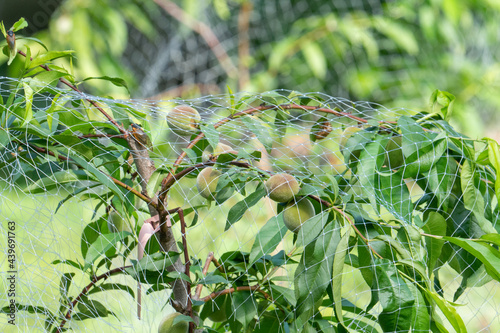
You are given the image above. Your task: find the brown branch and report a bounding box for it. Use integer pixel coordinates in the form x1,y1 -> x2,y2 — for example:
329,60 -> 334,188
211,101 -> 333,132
17,50 -> 126,135
200,285 -> 270,303
153,0 -> 238,78
194,252 -> 214,300
178,209 -> 194,333
58,266 -> 132,332
26,143 -> 69,161
79,134 -> 126,139
110,176 -> 155,209
237,1 -> 252,89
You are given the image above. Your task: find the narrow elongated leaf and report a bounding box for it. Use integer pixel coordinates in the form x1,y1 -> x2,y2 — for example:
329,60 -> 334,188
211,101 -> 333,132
82,76 -> 129,92
374,259 -> 414,332
375,169 -> 413,223
28,50 -> 75,68
333,225 -> 351,327
294,222 -> 340,321
422,212 -> 446,272
226,183 -> 266,230
70,154 -> 125,202
249,212 -> 288,266
296,212 -> 329,248
241,116 -> 274,150
461,160 -> 496,234
84,231 -> 131,271
424,289 -> 467,333
231,291 -> 258,327
443,236 -> 500,282
487,139 -> 500,204
200,124 -> 220,150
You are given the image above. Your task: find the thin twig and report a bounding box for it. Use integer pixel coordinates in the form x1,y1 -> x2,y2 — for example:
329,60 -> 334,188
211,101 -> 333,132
194,252 -> 214,300
330,206 -> 383,259
110,176 -> 155,209
58,266 -> 132,332
153,0 -> 238,78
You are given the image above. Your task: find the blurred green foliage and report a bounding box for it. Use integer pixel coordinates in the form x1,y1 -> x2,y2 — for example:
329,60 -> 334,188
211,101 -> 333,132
2,0 -> 500,136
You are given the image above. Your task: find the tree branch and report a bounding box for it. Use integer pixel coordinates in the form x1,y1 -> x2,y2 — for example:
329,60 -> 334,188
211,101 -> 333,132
58,266 -> 132,332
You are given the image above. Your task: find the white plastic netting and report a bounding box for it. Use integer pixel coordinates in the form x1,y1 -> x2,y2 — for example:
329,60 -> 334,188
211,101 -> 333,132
0,75 -> 499,332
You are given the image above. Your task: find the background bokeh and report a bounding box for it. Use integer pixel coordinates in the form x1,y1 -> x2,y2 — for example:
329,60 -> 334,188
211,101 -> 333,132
1,0 -> 499,139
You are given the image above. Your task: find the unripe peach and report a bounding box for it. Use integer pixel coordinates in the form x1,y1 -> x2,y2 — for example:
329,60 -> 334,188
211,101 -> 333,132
282,199 -> 315,233
265,173 -> 300,203
167,105 -> 201,136
158,312 -> 188,333
196,167 -> 222,200
202,143 -> 237,162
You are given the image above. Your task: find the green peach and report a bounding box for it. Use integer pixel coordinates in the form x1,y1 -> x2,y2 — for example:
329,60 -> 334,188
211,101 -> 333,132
167,105 -> 201,136
196,167 -> 222,200
265,173 -> 300,203
158,312 -> 188,333
282,199 -> 315,233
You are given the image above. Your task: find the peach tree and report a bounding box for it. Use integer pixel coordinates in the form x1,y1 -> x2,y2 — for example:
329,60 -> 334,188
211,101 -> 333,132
2,19 -> 500,333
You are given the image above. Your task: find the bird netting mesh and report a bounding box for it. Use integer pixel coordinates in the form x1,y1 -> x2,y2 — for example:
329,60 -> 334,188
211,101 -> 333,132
0,74 -> 500,333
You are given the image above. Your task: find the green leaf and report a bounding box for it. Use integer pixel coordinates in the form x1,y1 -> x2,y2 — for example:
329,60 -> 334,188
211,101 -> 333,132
197,274 -> 229,285
84,231 -> 131,271
20,81 -> 33,124
402,136 -> 447,178
375,169 -> 413,223
81,76 -> 129,93
424,289 -> 467,333
87,283 -> 135,300
429,90 -> 455,121
374,259 -> 414,332
51,259 -> 84,271
75,298 -> 111,320
443,235 -> 500,282
422,212 -> 446,272
231,291 -> 258,328
17,36 -> 48,50
125,252 -> 181,284
200,124 -> 220,151
226,183 -> 266,230
398,116 -> 433,157
11,17 -> 28,32
356,135 -> 387,206
70,153 -> 125,203
249,212 -> 288,266
296,212 -> 329,248
241,115 -> 275,151
294,221 -> 340,321
408,283 -> 431,331
28,50 -> 75,69
0,21 -> 6,37
333,225 -> 351,327
59,273 -> 75,300
373,17 -> 418,55
461,160 -> 496,234
487,139 -> 500,204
